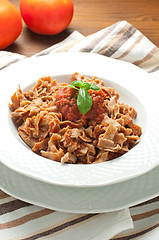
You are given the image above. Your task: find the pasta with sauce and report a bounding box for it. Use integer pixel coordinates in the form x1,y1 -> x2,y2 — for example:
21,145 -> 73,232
9,73 -> 142,164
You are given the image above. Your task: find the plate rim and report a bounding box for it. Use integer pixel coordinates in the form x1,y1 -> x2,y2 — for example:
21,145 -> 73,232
1,161 -> 159,213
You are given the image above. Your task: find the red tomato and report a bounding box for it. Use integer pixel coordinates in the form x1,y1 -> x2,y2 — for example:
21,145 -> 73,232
20,0 -> 74,35
0,0 -> 22,50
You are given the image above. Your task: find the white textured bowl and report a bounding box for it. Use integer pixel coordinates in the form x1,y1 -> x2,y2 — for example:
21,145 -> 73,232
0,52 -> 159,187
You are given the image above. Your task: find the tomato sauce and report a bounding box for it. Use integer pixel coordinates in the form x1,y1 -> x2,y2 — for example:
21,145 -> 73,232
56,87 -> 105,122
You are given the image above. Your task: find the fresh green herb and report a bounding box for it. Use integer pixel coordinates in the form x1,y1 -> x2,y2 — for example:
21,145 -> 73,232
66,80 -> 100,115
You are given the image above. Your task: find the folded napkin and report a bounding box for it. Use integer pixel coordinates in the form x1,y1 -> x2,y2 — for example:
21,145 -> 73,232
0,20 -> 159,240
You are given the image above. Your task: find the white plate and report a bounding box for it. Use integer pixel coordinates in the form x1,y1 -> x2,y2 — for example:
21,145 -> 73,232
0,52 -> 159,187
0,161 -> 159,213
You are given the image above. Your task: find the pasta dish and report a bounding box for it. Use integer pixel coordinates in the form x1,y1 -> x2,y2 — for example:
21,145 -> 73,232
9,73 -> 142,164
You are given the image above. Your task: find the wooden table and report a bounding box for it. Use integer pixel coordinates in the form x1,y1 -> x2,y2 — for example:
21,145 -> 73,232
7,0 -> 159,57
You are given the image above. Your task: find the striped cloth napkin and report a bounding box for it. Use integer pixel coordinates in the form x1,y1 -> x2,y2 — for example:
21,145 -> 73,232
0,20 -> 159,240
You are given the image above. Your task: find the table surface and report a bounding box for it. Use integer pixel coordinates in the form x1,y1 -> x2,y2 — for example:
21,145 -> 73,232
6,0 -> 159,57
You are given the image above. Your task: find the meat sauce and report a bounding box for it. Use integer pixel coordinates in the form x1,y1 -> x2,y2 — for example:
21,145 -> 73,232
56,87 -> 105,122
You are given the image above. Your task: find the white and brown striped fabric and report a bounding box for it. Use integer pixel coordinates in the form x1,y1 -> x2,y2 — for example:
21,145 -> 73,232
0,20 -> 159,239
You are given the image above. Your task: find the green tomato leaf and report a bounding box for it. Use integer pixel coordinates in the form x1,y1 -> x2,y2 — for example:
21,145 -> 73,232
77,88 -> 92,115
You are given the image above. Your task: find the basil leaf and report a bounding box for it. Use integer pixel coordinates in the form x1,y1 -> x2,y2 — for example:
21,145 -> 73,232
77,88 -> 92,115
71,80 -> 84,88
89,84 -> 100,90
62,79 -> 100,115
82,82 -> 92,90
66,85 -> 79,90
